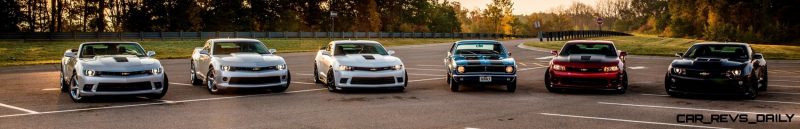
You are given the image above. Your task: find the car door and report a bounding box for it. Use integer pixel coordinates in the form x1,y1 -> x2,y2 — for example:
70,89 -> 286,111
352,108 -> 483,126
319,43 -> 335,77
197,41 -> 213,77
444,43 -> 456,71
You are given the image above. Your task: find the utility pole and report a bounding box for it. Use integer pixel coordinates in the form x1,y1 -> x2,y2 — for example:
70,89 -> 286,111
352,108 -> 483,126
330,11 -> 338,41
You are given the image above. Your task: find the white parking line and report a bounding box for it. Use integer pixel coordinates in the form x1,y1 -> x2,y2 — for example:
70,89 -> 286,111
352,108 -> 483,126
296,73 -> 314,76
771,80 -> 800,83
597,102 -> 766,114
629,66 -> 647,70
640,93 -> 669,97
535,56 -> 554,60
540,113 -> 729,129
639,94 -> 800,105
41,88 -> 60,91
0,88 -> 326,118
405,68 -> 446,71
409,73 -> 442,76
518,63 -> 528,66
169,83 -> 194,86
532,63 -> 545,67
766,92 -> 800,95
771,85 -> 799,88
0,103 -> 39,114
409,78 -> 445,82
416,64 -> 441,67
292,82 -> 317,85
518,66 -> 547,71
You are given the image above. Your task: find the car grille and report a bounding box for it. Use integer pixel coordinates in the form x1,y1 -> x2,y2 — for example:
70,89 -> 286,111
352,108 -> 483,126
560,78 -> 608,86
231,66 -> 277,72
229,76 -> 282,85
97,70 -> 150,76
352,66 -> 393,71
96,82 -> 152,91
350,77 -> 396,84
684,70 -> 726,78
463,66 -> 507,73
565,67 -> 603,72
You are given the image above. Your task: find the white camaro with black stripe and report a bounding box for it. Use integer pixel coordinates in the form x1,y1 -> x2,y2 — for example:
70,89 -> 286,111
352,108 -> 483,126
190,38 -> 290,94
313,40 -> 407,92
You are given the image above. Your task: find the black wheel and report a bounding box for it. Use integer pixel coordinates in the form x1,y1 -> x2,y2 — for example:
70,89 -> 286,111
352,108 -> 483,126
664,74 -> 683,97
59,68 -> 68,92
758,69 -> 768,91
326,69 -> 339,92
147,73 -> 169,99
207,69 -> 223,94
449,75 -> 460,92
313,64 -> 323,83
544,70 -> 560,93
68,73 -> 87,102
614,72 -> 628,94
272,71 -> 291,92
743,79 -> 758,100
190,61 -> 202,85
507,80 -> 517,92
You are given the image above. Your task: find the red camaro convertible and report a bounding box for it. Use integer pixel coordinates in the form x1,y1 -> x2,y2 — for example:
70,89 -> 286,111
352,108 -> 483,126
544,40 -> 628,94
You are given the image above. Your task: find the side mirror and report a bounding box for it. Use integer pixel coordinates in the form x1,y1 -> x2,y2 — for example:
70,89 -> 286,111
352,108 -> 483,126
753,53 -> 763,59
675,53 -> 683,58
269,49 -> 277,54
387,50 -> 395,55
64,51 -> 76,57
146,51 -> 156,57
508,52 -> 512,56
199,50 -> 209,55
619,51 -> 627,56
550,50 -> 558,55
321,50 -> 330,56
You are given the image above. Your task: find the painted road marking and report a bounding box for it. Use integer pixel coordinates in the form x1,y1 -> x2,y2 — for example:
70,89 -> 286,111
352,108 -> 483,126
296,73 -> 314,76
406,68 -> 446,71
0,103 -> 39,114
532,63 -> 545,67
540,113 -> 729,129
629,66 -> 646,70
292,82 -> 317,85
409,78 -> 445,82
771,80 -> 800,83
536,56 -> 554,60
41,88 -> 60,91
640,94 -> 669,97
598,102 -> 766,114
766,92 -> 800,95
170,83 -> 194,86
409,73 -> 442,76
0,88 -> 326,118
416,64 -> 441,67
771,85 -> 799,88
518,63 -> 528,66
639,94 -> 800,105
518,66 -> 547,71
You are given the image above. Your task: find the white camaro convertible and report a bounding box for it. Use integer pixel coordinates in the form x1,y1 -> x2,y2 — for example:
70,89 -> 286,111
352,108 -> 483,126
60,42 -> 168,102
190,38 -> 290,94
313,40 -> 407,92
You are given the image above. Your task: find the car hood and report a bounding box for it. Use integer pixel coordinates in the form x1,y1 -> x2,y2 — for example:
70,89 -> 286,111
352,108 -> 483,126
552,54 -> 619,67
453,54 -> 515,66
335,54 -> 402,67
213,53 -> 286,67
671,58 -> 747,69
79,56 -> 161,71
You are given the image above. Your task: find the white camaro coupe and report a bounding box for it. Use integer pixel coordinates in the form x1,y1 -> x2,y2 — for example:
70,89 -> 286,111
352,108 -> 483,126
60,42 -> 168,102
313,40 -> 407,92
190,38 -> 290,94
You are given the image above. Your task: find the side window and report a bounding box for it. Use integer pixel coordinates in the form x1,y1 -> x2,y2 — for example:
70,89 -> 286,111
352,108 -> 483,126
449,43 -> 456,53
202,41 -> 211,51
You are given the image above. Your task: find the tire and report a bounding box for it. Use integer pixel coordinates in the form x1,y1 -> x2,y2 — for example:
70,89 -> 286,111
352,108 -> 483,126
614,72 -> 628,94
664,74 -> 683,98
758,69 -> 768,91
207,69 -> 223,94
147,73 -> 169,99
326,69 -> 339,92
449,75 -> 460,92
68,73 -> 87,102
272,71 -> 291,92
743,79 -> 758,100
506,80 -> 517,92
190,61 -> 202,85
313,64 -> 323,83
544,70 -> 560,93
59,69 -> 69,92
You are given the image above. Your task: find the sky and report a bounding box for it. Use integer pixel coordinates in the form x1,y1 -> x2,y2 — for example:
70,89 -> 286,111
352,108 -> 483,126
455,0 -> 601,15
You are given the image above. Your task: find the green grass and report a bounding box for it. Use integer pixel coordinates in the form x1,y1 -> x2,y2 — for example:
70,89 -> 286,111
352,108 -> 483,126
0,38 -> 460,67
523,35 -> 800,60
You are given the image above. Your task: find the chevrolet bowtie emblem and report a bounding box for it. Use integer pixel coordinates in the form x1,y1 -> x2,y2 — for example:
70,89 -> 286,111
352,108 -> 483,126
370,68 -> 377,71
580,69 -> 588,71
699,72 -> 710,76
121,72 -> 130,76
253,68 -> 260,71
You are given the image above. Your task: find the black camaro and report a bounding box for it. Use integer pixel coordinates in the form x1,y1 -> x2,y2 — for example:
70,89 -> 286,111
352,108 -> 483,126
665,42 -> 768,99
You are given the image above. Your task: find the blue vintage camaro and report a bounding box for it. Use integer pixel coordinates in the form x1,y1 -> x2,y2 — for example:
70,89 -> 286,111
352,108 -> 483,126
444,40 -> 517,92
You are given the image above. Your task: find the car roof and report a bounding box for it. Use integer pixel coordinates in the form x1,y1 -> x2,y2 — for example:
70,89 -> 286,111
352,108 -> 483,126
692,42 -> 749,46
209,38 -> 261,43
330,40 -> 382,44
81,42 -> 140,45
564,40 -> 614,44
455,40 -> 500,44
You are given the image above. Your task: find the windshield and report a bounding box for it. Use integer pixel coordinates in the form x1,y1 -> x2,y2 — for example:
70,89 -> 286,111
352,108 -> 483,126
213,42 -> 271,55
334,43 -> 388,55
454,43 -> 504,55
559,43 -> 617,56
684,45 -> 748,59
80,43 -> 146,58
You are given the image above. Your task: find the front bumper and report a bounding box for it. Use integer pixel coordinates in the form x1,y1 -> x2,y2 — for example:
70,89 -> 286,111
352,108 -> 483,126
549,70 -> 623,90
666,74 -> 748,95
215,69 -> 290,89
335,70 -> 406,88
451,74 -> 516,84
77,74 -> 166,96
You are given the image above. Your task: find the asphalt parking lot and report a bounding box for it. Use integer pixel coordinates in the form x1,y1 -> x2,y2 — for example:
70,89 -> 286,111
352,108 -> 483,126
0,39 -> 798,128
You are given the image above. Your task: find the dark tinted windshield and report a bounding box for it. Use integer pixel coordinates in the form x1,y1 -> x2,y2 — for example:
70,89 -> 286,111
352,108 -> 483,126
684,45 -> 748,59
80,43 -> 146,58
454,43 -> 504,55
334,43 -> 388,55
213,42 -> 270,55
559,43 -> 617,56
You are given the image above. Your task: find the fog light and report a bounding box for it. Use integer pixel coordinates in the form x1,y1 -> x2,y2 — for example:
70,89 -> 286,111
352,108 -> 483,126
154,82 -> 163,89
222,77 -> 229,82
83,84 -> 94,91
281,75 -> 287,80
671,78 -> 675,82
738,81 -> 743,86
340,78 -> 349,83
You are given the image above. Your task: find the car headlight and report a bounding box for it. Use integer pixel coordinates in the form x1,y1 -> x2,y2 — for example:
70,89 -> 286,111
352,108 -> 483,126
150,68 -> 162,74
727,69 -> 741,76
338,65 -> 353,71
456,66 -> 465,73
552,64 -> 566,71
84,69 -> 97,76
672,68 -> 686,75
505,66 -> 514,73
393,65 -> 403,70
221,66 -> 232,71
603,66 -> 619,72
276,64 -> 287,70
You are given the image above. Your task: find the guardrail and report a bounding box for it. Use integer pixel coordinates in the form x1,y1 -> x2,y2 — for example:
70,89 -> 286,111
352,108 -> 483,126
540,30 -> 631,41
0,32 -> 535,41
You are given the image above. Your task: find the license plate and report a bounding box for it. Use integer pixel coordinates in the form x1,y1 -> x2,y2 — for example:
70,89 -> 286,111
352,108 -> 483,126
479,76 -> 492,82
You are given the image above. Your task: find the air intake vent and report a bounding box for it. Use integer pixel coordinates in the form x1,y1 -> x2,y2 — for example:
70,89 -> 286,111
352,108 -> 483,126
363,55 -> 375,60
113,57 -> 129,62
580,56 -> 591,60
